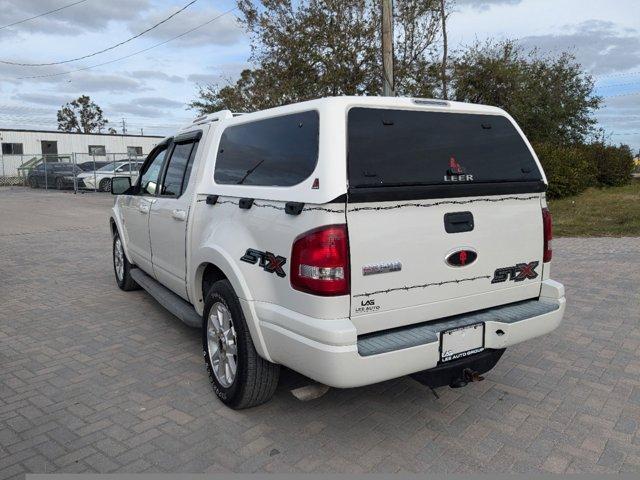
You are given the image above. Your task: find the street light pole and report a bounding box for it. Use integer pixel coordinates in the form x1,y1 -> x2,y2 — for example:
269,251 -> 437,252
382,0 -> 394,96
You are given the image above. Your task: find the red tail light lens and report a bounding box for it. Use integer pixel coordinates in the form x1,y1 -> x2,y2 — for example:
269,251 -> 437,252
291,225 -> 350,296
542,207 -> 553,262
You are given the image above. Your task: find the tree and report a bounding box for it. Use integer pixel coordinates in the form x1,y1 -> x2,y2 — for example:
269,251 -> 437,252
57,95 -> 108,133
190,0 -> 443,113
450,40 -> 602,144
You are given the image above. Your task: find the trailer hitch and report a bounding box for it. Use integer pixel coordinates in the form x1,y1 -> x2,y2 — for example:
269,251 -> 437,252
450,368 -> 485,389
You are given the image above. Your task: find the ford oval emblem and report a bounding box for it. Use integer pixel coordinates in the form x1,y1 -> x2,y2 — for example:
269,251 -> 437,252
445,249 -> 477,267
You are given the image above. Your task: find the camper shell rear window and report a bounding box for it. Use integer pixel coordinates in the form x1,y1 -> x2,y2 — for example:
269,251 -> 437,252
347,108 -> 543,190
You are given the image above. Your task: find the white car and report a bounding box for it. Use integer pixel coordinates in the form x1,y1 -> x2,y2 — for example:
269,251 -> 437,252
109,96 -> 566,409
79,161 -> 142,192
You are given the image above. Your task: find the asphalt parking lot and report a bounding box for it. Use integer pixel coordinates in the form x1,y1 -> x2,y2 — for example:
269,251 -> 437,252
1,187 -> 640,477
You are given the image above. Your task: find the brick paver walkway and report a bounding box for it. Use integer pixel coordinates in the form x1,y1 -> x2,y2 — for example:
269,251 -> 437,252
1,188 -> 639,476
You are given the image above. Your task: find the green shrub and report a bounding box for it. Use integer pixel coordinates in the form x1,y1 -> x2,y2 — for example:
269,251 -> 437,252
532,142 -> 595,199
580,142 -> 634,187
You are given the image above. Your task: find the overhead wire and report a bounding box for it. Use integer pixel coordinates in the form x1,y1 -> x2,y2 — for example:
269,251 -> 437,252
1,0 -> 199,67
15,7 -> 239,80
0,0 -> 88,30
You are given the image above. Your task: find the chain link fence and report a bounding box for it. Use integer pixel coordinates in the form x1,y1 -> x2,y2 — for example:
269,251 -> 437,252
0,153 -> 144,192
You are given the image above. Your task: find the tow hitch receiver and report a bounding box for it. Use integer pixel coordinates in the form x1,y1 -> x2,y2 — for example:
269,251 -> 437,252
411,348 -> 504,390
450,368 -> 485,389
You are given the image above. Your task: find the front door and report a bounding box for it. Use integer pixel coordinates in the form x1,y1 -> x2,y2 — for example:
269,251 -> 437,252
41,141 -> 58,161
121,144 -> 169,275
149,133 -> 202,299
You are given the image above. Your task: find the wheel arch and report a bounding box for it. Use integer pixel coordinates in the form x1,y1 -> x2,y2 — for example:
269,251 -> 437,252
109,212 -> 134,264
192,252 -> 272,361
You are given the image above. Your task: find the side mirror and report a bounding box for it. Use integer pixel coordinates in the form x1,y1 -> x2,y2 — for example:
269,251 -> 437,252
111,176 -> 131,195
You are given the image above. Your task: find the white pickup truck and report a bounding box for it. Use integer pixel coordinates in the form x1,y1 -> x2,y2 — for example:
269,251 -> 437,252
109,96 -> 566,409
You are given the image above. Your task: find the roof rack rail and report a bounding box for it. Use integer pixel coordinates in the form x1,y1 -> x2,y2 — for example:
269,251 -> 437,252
192,110 -> 235,125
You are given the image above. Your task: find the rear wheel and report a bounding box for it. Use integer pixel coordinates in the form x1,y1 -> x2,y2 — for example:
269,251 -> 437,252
100,178 -> 112,192
203,280 -> 280,409
29,177 -> 38,188
113,231 -> 139,291
55,177 -> 64,190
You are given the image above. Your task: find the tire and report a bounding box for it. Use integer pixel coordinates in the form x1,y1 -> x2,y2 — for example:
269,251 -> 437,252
100,178 -> 112,192
113,231 -> 139,291
55,177 -> 63,190
29,177 -> 38,188
203,280 -> 280,409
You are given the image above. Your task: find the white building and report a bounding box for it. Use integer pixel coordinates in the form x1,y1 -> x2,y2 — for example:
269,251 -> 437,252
0,128 -> 163,177
0,128 -> 163,157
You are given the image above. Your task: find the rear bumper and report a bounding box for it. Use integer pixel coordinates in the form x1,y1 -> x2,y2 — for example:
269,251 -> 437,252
255,279 -> 566,388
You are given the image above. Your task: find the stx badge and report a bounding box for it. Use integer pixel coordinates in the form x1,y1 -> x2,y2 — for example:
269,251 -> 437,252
491,261 -> 539,284
241,248 -> 287,278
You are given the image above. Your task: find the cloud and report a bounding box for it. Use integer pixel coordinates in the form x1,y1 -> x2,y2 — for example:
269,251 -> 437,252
187,62 -> 250,86
134,97 -> 184,108
109,96 -> 186,118
187,73 -> 219,84
456,0 -> 523,11
130,7 -> 244,47
109,102 -> 164,118
0,62 -> 145,92
0,0 -> 151,35
60,72 -> 144,93
519,20 -> 640,75
12,92 -> 75,106
127,70 -> 185,83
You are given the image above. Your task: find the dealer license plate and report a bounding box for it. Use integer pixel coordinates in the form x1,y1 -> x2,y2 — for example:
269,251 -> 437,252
440,323 -> 484,363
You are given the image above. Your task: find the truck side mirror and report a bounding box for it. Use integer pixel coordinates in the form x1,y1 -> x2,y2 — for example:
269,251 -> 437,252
111,176 -> 131,195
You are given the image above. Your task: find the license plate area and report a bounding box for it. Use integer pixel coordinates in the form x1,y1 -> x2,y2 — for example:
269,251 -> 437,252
440,323 -> 484,363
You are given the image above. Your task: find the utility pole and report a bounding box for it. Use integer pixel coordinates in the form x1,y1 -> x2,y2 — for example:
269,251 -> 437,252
439,0 -> 449,100
381,0 -> 394,96
121,118 -> 127,135
140,128 -> 144,136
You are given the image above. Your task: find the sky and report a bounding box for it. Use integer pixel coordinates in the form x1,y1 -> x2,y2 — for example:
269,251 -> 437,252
0,0 -> 639,151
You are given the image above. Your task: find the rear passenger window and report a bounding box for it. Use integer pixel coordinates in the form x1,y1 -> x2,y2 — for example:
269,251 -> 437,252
160,141 -> 197,197
214,111 -> 319,186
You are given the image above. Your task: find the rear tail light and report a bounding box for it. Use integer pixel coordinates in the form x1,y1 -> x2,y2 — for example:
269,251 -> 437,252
291,225 -> 350,296
542,207 -> 553,262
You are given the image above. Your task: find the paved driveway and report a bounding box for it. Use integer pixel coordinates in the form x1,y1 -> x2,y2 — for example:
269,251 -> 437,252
1,188 -> 639,477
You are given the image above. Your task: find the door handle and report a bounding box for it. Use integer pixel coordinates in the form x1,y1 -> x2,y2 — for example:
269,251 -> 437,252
172,209 -> 187,221
138,203 -> 150,214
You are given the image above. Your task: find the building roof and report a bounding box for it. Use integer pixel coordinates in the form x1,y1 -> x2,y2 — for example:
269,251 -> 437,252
0,127 -> 163,139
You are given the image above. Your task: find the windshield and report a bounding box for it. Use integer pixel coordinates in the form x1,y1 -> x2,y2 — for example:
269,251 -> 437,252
347,108 -> 543,188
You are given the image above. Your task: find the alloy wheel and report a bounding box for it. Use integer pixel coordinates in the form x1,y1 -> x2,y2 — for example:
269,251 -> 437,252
207,302 -> 238,388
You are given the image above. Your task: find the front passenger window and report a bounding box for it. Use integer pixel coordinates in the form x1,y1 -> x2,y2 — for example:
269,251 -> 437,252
139,147 -> 167,195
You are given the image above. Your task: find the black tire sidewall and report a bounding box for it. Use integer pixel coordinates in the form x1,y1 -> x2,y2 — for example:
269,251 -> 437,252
202,281 -> 249,407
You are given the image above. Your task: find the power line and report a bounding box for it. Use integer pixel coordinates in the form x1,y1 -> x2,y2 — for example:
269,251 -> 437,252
603,91 -> 640,98
16,7 -> 239,80
0,0 -> 88,30
596,81 -> 640,89
1,0 -> 199,67
595,70 -> 640,79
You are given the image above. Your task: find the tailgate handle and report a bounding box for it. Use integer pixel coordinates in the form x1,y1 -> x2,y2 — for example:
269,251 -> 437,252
444,211 -> 474,233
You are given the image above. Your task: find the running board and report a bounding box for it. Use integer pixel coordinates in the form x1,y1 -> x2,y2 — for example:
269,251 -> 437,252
130,269 -> 201,328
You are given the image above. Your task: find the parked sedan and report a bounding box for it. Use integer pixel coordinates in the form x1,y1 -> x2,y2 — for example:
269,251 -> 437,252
77,161 -> 142,192
27,163 -> 82,189
77,160 -> 114,172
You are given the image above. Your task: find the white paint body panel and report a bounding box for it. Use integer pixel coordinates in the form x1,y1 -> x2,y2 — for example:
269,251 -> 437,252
110,96 -> 565,388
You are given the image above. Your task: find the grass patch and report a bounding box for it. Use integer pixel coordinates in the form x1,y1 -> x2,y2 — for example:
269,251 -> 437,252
548,179 -> 640,237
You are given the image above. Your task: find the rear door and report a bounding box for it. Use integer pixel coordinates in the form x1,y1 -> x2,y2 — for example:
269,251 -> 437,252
346,107 -> 546,333
149,130 -> 202,299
